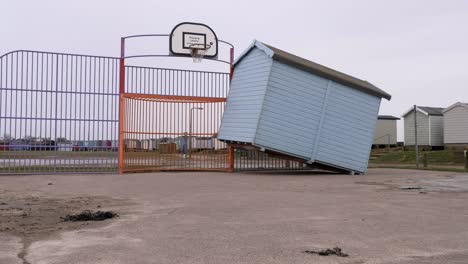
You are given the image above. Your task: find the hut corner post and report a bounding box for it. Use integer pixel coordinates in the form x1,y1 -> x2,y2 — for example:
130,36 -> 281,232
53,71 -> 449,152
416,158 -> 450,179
464,150 -> 468,171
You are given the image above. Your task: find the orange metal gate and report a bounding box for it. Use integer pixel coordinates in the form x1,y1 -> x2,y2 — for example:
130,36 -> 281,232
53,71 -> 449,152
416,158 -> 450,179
118,64 -> 232,173
117,35 -> 235,173
120,92 -> 229,172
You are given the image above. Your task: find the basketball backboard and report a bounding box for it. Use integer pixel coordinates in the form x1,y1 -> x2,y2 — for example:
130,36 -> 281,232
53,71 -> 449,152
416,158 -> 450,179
169,22 -> 218,59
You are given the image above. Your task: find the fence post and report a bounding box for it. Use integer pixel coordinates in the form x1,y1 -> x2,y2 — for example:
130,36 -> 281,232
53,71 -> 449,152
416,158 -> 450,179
414,105 -> 419,168
423,152 -> 428,168
227,145 -> 234,172
464,150 -> 467,171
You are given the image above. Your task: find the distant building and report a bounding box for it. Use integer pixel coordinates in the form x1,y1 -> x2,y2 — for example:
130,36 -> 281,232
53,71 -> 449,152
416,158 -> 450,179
141,139 -> 156,151
443,102 -> 468,149
174,136 -> 215,151
9,140 -> 28,151
192,137 -> 214,150
0,140 -> 8,151
402,106 -> 444,148
124,139 -> 141,151
373,115 -> 399,147
57,142 -> 73,152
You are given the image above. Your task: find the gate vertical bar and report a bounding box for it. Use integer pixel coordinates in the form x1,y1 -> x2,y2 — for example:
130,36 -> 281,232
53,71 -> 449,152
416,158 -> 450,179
119,38 -> 126,174
227,47 -> 235,171
54,54 -> 59,174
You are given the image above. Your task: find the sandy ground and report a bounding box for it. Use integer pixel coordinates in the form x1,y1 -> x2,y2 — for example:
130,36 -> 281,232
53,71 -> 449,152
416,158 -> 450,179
1,168 -> 468,264
0,191 -> 131,264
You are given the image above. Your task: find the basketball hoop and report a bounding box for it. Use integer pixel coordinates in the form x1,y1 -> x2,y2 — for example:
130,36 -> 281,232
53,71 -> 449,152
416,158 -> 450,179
189,44 -> 211,63
170,23 -> 219,61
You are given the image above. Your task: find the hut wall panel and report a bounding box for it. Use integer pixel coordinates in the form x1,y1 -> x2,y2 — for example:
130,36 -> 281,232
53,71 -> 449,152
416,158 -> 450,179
444,106 -> 468,144
253,60 -> 327,159
404,111 -> 430,146
218,48 -> 273,142
429,115 -> 444,146
315,81 -> 381,173
373,119 -> 398,145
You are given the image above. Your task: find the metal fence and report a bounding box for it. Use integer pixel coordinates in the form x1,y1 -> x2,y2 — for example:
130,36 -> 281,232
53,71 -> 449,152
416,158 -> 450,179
0,33 -> 238,174
0,51 -> 120,174
0,50 -> 233,174
0,50 -> 313,174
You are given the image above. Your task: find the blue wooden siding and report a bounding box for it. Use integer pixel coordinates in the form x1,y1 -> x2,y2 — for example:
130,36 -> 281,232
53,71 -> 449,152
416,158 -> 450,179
314,81 -> 381,172
219,43 -> 383,173
218,48 -> 273,142
253,60 -> 328,159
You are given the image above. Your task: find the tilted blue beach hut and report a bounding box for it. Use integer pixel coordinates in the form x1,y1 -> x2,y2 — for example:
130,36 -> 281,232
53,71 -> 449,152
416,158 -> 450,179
218,40 -> 391,174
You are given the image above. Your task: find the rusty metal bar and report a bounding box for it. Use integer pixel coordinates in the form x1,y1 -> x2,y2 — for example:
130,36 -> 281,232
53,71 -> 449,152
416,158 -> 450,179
124,93 -> 226,103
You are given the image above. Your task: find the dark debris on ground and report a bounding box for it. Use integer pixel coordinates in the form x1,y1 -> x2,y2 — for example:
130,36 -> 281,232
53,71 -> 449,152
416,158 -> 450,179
303,247 -> 349,257
61,210 -> 118,222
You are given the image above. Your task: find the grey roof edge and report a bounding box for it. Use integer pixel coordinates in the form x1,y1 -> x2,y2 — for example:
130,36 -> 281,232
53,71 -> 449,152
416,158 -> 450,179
378,115 -> 400,120
418,106 -> 444,116
443,102 -> 468,113
402,106 -> 424,117
234,40 -> 392,100
401,106 -> 445,117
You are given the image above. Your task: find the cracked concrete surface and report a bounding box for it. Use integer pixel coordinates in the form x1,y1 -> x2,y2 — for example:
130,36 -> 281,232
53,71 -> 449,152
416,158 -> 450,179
1,169 -> 468,264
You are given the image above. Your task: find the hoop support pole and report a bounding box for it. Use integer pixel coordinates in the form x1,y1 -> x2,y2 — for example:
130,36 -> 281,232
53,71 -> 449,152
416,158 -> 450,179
229,47 -> 234,80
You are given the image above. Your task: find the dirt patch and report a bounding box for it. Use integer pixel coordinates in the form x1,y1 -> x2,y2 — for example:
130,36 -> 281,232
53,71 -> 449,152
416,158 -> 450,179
303,247 -> 349,257
0,190 -> 129,264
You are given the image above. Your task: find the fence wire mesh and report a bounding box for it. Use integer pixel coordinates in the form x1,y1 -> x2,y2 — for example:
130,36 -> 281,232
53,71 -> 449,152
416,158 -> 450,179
233,148 -> 309,171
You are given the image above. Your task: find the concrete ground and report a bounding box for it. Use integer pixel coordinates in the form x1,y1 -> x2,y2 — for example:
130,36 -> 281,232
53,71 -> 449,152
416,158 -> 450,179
1,168 -> 468,264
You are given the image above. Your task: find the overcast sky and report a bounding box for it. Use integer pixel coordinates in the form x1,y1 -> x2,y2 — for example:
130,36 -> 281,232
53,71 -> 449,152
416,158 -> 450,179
2,0 -> 467,141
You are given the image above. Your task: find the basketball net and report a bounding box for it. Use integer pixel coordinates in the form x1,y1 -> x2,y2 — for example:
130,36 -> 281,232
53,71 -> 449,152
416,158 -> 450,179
189,44 -> 211,63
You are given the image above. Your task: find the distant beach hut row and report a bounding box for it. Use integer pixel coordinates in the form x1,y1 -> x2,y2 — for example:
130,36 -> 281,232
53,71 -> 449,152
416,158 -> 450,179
402,102 -> 468,150
0,139 -> 118,152
124,137 -> 225,153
